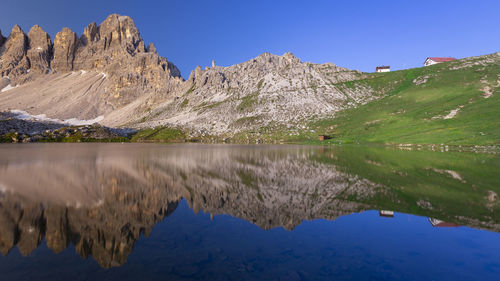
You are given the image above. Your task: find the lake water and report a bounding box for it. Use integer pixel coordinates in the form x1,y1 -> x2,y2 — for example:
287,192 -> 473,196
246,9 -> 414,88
0,143 -> 499,280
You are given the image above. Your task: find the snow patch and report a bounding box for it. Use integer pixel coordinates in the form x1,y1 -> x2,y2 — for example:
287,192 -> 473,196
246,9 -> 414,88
1,84 -> 19,92
63,116 -> 104,126
100,72 -> 107,78
10,110 -> 104,125
81,70 -> 87,76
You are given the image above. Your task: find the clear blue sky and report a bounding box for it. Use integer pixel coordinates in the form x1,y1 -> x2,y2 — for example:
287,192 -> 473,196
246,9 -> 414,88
1,0 -> 499,78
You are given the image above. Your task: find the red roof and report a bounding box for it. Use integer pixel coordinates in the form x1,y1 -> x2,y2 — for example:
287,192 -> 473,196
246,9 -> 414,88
376,66 -> 390,69
427,57 -> 457,62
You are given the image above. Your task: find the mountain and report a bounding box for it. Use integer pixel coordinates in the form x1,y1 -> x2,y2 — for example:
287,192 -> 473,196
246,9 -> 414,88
134,52 -> 368,133
0,14 -> 182,123
0,14 -> 371,133
130,51 -> 500,145
0,14 -> 499,145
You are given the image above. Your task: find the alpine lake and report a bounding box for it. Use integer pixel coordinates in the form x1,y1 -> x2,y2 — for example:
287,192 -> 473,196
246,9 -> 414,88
0,143 -> 499,281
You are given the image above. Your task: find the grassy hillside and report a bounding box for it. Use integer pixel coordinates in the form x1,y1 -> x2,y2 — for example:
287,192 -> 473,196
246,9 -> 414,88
307,53 -> 500,145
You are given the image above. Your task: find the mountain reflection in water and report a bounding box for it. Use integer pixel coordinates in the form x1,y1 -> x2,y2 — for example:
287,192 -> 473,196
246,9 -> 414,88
0,143 -> 499,277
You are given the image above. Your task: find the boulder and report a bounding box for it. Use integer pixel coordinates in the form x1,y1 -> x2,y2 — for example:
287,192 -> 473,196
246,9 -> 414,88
0,77 -> 10,90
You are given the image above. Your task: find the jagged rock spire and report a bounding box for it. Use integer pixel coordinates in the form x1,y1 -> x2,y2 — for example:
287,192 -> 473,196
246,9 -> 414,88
52,27 -> 78,72
80,22 -> 99,45
147,42 -> 157,53
27,25 -> 52,73
0,25 -> 29,77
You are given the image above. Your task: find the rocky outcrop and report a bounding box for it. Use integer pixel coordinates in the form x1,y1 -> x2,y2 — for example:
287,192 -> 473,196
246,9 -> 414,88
26,25 -> 52,73
52,28 -> 78,72
0,29 -> 5,47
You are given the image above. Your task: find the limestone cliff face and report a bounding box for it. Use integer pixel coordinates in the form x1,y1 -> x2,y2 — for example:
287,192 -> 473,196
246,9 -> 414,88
0,25 -> 29,78
70,14 -> 182,108
52,27 -> 78,72
26,25 -> 52,74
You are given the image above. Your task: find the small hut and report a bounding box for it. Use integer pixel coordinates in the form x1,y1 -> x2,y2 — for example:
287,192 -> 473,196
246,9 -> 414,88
318,135 -> 330,141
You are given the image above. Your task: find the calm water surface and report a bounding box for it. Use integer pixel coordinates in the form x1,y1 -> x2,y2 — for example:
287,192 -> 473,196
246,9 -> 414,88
0,143 -> 499,281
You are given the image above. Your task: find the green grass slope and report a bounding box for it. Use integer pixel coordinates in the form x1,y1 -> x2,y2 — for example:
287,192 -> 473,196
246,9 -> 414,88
310,53 -> 500,145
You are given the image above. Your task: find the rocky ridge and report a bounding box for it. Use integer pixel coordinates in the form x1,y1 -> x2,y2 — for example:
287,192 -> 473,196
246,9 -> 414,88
0,14 -> 182,121
1,14 -> 374,134
137,52 -> 369,134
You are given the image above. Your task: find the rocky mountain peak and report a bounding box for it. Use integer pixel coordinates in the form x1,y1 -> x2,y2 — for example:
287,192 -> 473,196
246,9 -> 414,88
98,14 -> 141,49
249,51 -> 301,70
0,14 -> 183,124
27,25 -> 52,73
0,24 -> 28,78
282,51 -> 300,63
10,24 -> 25,37
138,50 -> 365,133
80,22 -> 99,45
147,42 -> 157,53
